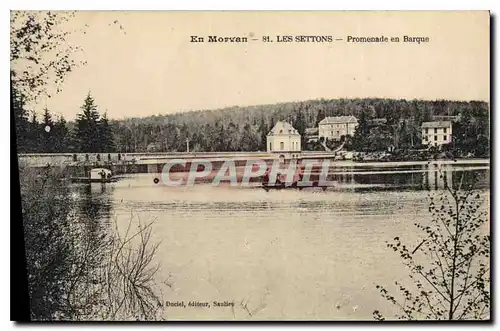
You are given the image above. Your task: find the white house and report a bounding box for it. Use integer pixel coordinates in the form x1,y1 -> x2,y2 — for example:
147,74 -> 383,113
421,121 -> 452,147
318,116 -> 358,141
267,121 -> 301,153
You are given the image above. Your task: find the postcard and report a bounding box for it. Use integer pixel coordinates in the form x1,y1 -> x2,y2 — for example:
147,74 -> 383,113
11,10 -> 490,321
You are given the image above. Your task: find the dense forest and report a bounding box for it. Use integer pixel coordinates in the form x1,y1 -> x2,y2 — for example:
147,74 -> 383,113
13,91 -> 490,157
13,90 -> 115,154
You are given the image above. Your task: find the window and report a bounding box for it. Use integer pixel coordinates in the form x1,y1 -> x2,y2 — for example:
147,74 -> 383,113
97,154 -> 101,161
434,128 -> 437,134
444,136 -> 447,141
337,131 -> 340,137
270,142 -> 272,150
425,128 -> 428,134
85,154 -> 89,161
118,154 -> 122,161
443,128 -> 447,134
280,142 -> 284,150
434,136 -> 437,141
72,154 -> 77,162
423,136 -> 427,141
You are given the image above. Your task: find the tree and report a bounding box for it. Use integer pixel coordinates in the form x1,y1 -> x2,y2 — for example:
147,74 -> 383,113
20,167 -> 164,320
10,11 -> 86,102
82,98 -> 487,156
177,123 -> 189,152
351,109 -> 370,151
11,11 -> 124,102
12,87 -> 30,153
21,167 -> 77,319
172,127 -> 180,152
40,108 -> 55,152
11,11 -> 81,155
315,108 -> 325,127
27,111 -> 41,153
225,122 -> 239,151
52,116 -> 69,153
365,126 -> 394,152
11,11 -> 126,153
373,172 -> 490,320
293,110 -> 307,147
74,93 -> 101,153
239,123 -> 255,152
98,112 -> 116,152
258,118 -> 268,151
11,11 -> 166,321
452,106 -> 490,158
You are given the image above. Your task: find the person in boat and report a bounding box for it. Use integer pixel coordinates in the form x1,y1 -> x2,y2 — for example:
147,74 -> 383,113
263,167 -> 284,187
291,166 -> 304,188
263,167 -> 271,185
276,172 -> 285,187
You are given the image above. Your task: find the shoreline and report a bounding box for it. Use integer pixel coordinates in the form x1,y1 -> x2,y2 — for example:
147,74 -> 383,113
17,153 -> 490,171
325,158 -> 490,167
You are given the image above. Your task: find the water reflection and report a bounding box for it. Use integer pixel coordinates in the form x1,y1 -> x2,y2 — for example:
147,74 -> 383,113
73,163 -> 489,320
327,166 -> 489,193
72,183 -> 114,222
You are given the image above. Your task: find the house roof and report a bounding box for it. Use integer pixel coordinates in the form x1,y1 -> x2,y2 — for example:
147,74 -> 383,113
421,121 -> 452,128
319,116 -> 358,124
267,121 -> 300,136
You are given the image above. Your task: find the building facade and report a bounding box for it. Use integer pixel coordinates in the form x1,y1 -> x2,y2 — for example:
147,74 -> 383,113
421,121 -> 452,146
267,121 -> 301,153
318,116 -> 358,141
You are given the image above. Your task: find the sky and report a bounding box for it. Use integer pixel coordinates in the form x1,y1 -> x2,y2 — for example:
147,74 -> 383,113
19,11 -> 490,120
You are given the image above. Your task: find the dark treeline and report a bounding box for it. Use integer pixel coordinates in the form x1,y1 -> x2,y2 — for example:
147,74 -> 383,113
13,89 -> 115,154
347,99 -> 490,157
107,98 -> 491,157
13,95 -> 490,157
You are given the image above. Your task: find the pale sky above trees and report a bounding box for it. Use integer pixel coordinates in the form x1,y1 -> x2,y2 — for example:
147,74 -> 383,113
22,11 -> 489,120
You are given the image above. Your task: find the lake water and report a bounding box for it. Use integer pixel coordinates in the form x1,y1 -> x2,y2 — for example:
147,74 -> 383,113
71,161 -> 490,320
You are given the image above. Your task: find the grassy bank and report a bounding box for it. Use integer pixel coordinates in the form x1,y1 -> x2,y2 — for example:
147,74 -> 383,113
19,166 -> 165,320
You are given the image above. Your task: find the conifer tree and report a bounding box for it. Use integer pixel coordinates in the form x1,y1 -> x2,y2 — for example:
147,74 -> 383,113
27,111 -> 41,153
258,117 -> 268,151
351,109 -> 370,151
53,116 -> 69,153
99,112 -> 116,152
12,85 -> 29,153
74,93 -> 101,153
40,108 -> 55,152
